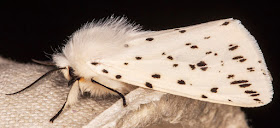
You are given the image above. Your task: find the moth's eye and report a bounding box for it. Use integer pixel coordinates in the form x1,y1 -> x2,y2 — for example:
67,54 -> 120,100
68,67 -> 75,78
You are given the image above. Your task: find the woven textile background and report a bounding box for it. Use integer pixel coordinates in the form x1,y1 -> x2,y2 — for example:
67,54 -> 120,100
0,57 -> 249,128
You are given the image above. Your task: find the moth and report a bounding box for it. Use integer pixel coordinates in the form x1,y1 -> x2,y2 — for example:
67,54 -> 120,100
6,17 -> 273,122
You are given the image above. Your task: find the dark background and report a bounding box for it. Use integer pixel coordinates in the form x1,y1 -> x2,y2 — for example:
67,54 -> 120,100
1,1 -> 279,127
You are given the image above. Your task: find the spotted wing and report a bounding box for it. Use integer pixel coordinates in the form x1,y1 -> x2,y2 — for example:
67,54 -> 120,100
88,18 -> 273,107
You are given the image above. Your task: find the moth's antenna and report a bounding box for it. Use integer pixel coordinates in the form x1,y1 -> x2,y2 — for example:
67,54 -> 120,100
32,59 -> 56,66
6,67 -> 66,95
91,78 -> 127,107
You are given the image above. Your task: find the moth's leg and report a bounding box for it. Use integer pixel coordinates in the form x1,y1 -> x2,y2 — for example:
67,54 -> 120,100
50,81 -> 81,123
50,101 -> 66,123
91,78 -> 127,107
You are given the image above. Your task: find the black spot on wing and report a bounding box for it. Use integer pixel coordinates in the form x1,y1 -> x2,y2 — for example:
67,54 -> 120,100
167,56 -> 173,60
227,74 -> 235,79
245,90 -> 257,94
232,56 -> 247,62
145,82 -> 153,88
206,51 -> 212,55
197,61 -> 208,71
185,43 -> 191,46
115,75 -> 122,79
162,52 -> 166,55
177,80 -> 186,85
201,95 -> 208,98
135,56 -> 142,60
261,69 -> 267,75
245,90 -> 260,96
253,98 -> 261,102
232,56 -> 243,60
197,61 -> 207,67
173,64 -> 178,67
204,36 -> 210,39
229,44 -> 239,51
221,21 -> 230,26
91,62 -> 99,65
124,62 -> 128,65
102,69 -> 109,74
191,45 -> 198,49
146,38 -> 154,41
179,30 -> 186,33
221,61 -> 224,66
230,80 -> 248,84
247,67 -> 255,72
124,44 -> 129,48
239,59 -> 247,62
200,67 -> 208,71
189,64 -> 195,70
230,80 -> 251,88
210,88 -> 218,93
239,84 -> 251,88
250,94 -> 260,97
151,74 -> 161,79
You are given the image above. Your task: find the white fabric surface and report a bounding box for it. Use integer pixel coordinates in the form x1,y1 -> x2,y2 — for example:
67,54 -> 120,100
0,56 -> 249,128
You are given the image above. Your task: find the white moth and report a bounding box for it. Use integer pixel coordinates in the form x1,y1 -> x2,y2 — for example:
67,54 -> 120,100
7,17 -> 273,122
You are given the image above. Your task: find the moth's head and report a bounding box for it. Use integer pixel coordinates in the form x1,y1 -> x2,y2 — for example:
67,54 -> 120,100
52,50 -> 98,85
51,55 -> 86,89
52,53 -> 72,80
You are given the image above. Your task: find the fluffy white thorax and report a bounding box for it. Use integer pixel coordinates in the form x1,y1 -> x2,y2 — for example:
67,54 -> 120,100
53,17 -> 143,79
